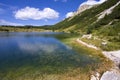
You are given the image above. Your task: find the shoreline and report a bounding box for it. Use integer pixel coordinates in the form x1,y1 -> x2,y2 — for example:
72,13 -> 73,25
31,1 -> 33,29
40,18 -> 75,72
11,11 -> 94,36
76,38 -> 100,50
76,38 -> 120,80
76,38 -> 120,65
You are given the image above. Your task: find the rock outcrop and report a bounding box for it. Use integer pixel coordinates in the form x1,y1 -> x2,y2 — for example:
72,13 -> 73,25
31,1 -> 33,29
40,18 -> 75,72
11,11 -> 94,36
91,72 -> 100,80
102,50 -> 120,66
100,69 -> 120,80
75,0 -> 108,15
75,4 -> 92,15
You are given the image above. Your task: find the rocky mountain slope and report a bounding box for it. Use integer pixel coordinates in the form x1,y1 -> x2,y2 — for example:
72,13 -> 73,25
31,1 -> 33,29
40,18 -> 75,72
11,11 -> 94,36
52,0 -> 120,50
74,4 -> 92,16
53,0 -> 120,32
74,0 -> 105,16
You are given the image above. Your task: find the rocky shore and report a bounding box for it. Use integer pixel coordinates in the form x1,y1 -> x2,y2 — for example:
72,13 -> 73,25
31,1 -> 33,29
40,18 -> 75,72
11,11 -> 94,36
76,38 -> 120,80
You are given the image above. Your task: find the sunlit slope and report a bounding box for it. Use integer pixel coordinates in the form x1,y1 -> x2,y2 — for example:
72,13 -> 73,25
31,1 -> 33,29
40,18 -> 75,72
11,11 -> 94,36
52,0 -> 120,35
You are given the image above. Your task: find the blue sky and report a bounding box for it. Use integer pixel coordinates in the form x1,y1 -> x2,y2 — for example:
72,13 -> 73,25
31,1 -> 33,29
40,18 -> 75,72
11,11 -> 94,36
0,0 -> 103,26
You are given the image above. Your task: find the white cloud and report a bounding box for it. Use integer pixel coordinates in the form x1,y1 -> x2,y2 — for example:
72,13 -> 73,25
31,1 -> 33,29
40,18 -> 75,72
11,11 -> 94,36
0,19 -> 23,26
14,6 -> 59,20
80,0 -> 107,6
66,12 -> 74,18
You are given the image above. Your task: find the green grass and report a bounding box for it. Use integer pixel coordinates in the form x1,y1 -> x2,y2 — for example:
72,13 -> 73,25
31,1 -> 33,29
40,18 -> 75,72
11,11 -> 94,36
58,36 -> 113,79
0,26 -> 52,32
80,35 -> 120,51
52,0 -> 119,32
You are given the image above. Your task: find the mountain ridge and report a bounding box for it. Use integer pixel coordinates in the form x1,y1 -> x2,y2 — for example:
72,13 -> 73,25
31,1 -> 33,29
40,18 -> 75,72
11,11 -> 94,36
53,0 -> 119,31
73,0 -> 107,16
52,0 -> 120,51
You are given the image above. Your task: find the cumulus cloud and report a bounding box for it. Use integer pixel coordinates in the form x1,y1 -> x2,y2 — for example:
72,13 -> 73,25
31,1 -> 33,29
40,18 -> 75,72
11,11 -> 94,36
0,19 -> 23,26
66,12 -> 74,18
80,0 -> 107,6
14,6 -> 59,20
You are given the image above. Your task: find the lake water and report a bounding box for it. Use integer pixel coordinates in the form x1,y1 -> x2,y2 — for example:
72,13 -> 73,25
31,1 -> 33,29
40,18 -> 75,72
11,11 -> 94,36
0,32 -> 97,79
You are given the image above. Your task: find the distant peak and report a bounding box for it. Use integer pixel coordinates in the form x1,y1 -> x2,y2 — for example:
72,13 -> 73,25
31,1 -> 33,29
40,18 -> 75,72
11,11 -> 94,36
67,0 -> 107,18
73,0 -> 107,15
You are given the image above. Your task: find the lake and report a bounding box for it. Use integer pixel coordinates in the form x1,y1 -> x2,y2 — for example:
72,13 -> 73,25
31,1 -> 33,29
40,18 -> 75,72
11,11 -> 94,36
0,32 -> 97,80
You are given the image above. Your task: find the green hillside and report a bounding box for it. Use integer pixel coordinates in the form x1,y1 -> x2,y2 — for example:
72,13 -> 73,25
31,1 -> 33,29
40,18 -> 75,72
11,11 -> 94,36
52,0 -> 120,51
53,0 -> 119,32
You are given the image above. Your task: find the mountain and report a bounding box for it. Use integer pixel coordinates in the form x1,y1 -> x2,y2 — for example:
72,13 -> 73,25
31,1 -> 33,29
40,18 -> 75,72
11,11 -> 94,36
74,0 -> 108,16
75,4 -> 92,15
53,0 -> 120,32
52,0 -> 120,50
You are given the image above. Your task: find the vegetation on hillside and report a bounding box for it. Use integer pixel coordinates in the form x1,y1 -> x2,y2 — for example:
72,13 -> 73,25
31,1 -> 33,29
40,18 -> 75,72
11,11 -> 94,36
51,0 -> 120,51
52,0 -> 119,30
0,25 -> 52,32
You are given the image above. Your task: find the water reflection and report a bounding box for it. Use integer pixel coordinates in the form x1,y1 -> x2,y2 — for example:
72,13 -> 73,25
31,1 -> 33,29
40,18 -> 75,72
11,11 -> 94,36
0,32 -> 96,76
18,37 -> 70,54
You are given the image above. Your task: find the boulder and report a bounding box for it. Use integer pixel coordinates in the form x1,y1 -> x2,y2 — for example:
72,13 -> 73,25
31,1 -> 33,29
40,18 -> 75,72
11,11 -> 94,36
100,70 -> 120,80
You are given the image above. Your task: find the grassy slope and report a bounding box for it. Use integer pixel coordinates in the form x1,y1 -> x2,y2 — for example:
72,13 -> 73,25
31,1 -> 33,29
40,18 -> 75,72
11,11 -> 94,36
52,0 -> 120,51
53,0 -> 119,31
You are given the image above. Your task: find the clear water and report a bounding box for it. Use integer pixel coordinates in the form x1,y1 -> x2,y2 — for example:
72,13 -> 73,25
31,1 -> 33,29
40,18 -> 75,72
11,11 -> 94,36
0,32 -> 96,78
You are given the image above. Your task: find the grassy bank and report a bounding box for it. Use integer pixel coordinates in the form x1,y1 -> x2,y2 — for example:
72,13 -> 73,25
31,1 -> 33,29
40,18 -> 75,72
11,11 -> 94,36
80,35 -> 120,51
0,26 -> 52,32
58,36 -> 113,79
